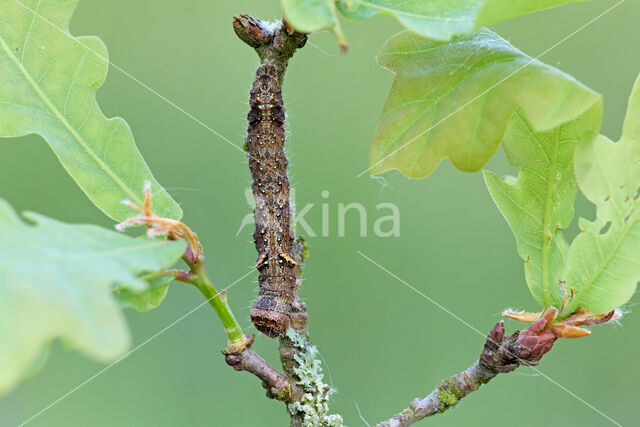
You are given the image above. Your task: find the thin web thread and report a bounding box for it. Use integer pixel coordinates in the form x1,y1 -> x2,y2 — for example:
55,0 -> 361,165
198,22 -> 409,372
14,0 -> 247,158
19,269 -> 256,426
357,0 -> 625,178
356,250 -> 622,427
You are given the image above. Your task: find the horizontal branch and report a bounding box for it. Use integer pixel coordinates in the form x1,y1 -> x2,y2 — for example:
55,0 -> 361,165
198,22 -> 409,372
378,318 -> 558,426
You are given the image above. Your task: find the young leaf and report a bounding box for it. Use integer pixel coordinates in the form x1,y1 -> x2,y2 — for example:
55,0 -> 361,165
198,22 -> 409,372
0,198 -> 185,396
338,0 -> 588,41
283,0 -> 347,49
563,75 -> 640,315
484,103 -> 602,309
0,0 -> 182,221
114,274 -> 173,312
368,29 -> 600,178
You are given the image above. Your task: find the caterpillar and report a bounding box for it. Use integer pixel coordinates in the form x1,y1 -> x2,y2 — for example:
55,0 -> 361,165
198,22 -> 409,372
246,63 -> 305,337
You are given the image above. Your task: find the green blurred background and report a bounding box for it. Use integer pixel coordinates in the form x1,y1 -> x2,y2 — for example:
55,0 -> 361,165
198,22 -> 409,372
1,0 -> 638,425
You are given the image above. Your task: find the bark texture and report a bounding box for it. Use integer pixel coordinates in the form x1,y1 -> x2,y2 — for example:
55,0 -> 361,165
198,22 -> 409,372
224,343 -> 304,402
377,319 -> 558,426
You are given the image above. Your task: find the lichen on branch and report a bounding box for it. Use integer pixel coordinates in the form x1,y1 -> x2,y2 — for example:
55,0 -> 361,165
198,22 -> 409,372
234,13 -> 340,426
285,330 -> 344,426
378,317 -> 561,427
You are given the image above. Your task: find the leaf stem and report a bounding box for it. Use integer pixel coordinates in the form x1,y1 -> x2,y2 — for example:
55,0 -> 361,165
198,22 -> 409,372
187,258 -> 247,351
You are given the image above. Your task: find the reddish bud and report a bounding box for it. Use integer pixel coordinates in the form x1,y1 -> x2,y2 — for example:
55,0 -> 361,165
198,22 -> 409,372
225,354 -> 241,366
512,322 -> 557,365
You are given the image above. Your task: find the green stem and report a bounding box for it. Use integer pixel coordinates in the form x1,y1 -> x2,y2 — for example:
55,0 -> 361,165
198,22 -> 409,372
188,259 -> 246,349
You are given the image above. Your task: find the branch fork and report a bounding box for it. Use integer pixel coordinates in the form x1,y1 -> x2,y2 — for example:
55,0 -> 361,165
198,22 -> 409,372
223,337 -> 304,403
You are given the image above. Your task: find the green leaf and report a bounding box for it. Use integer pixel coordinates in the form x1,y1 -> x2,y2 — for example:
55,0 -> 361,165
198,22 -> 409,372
475,0 -> 590,29
338,0 -> 589,41
114,274 -> 173,312
283,0 -> 347,48
0,0 -> 182,221
563,75 -> 640,315
0,198 -> 185,395
484,103 -> 602,309
367,29 -> 600,178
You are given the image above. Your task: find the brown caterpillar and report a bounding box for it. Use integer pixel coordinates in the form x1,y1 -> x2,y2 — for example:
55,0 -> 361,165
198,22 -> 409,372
247,64 -> 305,337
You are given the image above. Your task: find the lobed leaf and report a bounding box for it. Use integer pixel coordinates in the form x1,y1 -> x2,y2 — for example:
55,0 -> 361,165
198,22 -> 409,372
114,274 -> 173,312
562,75 -> 640,315
0,198 -> 185,395
338,0 -> 590,41
485,103 -> 602,309
283,0 -> 347,48
367,29 -> 600,178
0,0 -> 182,221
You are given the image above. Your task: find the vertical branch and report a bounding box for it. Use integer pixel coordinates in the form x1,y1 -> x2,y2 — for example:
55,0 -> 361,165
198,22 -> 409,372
234,15 -> 342,426
235,14 -> 308,339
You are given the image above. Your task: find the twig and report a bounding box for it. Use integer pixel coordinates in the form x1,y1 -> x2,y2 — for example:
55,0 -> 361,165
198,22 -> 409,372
377,319 -> 559,426
116,183 -> 298,403
225,346 -> 304,402
235,14 -> 342,426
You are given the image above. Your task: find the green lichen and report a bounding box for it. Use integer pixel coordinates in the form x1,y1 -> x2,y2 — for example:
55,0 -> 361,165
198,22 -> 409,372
437,390 -> 458,408
286,329 -> 344,426
273,382 -> 293,402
